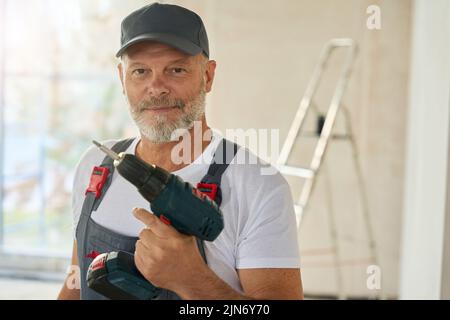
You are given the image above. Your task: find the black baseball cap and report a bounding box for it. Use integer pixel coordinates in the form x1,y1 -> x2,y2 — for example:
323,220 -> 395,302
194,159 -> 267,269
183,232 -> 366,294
116,3 -> 209,58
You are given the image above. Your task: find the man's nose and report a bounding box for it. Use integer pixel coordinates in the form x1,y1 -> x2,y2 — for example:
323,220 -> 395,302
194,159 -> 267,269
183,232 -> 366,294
147,74 -> 170,97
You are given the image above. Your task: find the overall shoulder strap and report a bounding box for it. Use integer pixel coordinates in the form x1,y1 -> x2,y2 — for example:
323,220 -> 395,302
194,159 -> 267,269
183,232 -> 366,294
195,138 -> 239,262
77,138 -> 136,245
197,138 -> 239,207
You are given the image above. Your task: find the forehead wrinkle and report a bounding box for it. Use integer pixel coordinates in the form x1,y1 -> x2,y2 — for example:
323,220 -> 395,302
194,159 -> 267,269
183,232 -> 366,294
125,52 -> 195,68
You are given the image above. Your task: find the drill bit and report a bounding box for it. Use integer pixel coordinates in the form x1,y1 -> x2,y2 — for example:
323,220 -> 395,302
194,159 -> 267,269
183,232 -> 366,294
92,140 -> 121,161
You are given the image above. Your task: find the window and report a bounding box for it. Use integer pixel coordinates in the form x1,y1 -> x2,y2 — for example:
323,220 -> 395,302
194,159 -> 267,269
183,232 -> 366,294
0,0 -> 140,257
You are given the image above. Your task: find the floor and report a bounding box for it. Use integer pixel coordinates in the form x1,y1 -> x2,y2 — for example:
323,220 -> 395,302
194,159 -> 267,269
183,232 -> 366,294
0,277 -> 335,300
0,278 -> 61,300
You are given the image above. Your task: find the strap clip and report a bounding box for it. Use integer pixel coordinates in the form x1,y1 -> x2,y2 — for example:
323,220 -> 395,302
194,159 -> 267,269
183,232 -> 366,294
196,183 -> 218,201
85,166 -> 110,199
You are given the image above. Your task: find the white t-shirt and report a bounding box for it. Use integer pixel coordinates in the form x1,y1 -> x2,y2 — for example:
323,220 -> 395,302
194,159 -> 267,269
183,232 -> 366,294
72,130 -> 300,294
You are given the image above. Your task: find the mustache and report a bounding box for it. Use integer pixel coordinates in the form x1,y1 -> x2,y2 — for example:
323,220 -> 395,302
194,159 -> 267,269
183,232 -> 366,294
136,96 -> 185,111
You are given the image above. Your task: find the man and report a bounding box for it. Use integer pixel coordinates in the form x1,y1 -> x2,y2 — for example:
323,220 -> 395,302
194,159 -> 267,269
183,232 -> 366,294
58,2 -> 303,300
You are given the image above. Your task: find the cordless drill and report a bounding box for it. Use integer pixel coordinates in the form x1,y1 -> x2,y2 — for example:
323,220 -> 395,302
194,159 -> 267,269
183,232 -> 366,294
86,140 -> 224,300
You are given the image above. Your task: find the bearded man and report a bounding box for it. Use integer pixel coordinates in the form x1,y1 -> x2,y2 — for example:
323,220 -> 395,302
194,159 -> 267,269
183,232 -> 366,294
57,2 -> 303,300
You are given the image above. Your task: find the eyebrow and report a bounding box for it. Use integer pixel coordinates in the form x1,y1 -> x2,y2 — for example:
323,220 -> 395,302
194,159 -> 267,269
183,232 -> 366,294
128,57 -> 192,69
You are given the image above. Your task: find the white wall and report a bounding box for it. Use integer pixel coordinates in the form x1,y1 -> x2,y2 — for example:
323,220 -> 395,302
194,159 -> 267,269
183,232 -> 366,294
399,0 -> 450,300
162,0 -> 412,298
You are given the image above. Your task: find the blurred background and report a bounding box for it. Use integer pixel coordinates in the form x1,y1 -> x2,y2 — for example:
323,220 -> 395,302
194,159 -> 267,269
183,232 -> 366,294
0,0 -> 449,299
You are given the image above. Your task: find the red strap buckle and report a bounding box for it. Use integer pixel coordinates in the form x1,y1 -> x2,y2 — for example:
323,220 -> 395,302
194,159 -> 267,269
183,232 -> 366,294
86,250 -> 101,260
196,183 -> 218,201
85,166 -> 110,199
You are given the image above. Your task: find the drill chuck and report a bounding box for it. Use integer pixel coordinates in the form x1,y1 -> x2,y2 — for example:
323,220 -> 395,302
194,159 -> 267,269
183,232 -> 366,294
114,153 -> 171,202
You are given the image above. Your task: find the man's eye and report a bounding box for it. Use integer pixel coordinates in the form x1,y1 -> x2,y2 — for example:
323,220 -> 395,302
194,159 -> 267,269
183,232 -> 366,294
171,68 -> 187,74
132,69 -> 147,76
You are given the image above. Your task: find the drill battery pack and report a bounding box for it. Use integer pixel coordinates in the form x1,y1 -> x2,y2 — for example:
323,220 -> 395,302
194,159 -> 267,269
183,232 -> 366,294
87,251 -> 161,300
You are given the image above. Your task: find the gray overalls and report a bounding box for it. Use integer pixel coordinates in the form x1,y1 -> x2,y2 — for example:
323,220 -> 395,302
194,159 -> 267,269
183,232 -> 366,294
76,137 -> 238,300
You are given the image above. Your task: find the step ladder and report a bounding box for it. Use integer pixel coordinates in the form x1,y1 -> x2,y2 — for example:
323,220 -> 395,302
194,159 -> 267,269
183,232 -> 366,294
276,38 -> 383,299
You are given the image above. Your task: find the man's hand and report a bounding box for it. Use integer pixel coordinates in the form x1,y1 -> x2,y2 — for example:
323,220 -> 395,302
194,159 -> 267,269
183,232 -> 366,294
133,207 -> 207,293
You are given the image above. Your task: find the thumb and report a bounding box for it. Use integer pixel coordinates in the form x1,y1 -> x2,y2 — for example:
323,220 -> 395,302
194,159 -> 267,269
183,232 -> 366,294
132,207 -> 157,228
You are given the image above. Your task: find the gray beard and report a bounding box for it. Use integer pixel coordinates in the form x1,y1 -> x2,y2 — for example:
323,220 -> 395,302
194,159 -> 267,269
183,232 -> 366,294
128,88 -> 206,144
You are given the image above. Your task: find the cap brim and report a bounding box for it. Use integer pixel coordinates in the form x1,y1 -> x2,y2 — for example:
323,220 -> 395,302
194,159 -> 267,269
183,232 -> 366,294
116,32 -> 203,58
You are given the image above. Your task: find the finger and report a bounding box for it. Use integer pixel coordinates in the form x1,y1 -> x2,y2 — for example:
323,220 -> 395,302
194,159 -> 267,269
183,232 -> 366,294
138,228 -> 159,249
134,208 -> 180,239
135,239 -> 151,256
135,240 -> 162,274
133,207 -> 158,228
135,239 -> 155,268
134,243 -> 148,276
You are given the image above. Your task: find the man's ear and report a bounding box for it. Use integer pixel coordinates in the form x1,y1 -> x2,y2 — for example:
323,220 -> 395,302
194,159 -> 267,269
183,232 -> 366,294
118,62 -> 125,94
204,60 -> 217,93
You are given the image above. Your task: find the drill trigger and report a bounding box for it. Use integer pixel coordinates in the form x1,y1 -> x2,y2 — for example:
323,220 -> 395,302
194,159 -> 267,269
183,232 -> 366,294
159,214 -> 171,226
